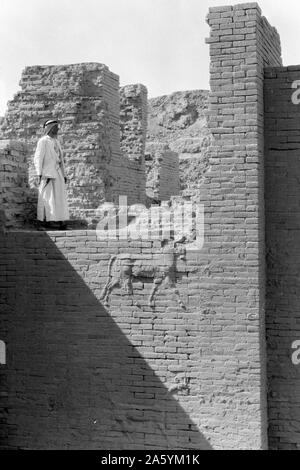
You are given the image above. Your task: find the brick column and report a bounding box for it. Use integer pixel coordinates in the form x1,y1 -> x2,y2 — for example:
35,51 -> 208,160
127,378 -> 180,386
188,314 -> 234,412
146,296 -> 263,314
205,2 -> 282,448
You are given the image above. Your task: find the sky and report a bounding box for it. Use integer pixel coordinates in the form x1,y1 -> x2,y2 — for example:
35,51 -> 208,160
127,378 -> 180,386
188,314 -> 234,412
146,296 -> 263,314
0,0 -> 300,115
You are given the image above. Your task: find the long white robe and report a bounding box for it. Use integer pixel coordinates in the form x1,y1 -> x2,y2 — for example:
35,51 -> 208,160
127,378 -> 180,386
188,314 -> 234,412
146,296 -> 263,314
34,136 -> 69,222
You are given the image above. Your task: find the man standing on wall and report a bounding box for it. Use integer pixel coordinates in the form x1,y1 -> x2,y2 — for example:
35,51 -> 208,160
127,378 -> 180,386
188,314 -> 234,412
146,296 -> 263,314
34,119 -> 69,230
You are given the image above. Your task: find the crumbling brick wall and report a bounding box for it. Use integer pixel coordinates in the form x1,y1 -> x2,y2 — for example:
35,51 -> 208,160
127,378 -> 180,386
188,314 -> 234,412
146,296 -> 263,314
0,140 -> 31,228
145,143 -> 180,201
118,84 -> 147,205
1,63 -> 116,226
0,64 -> 149,226
0,67 -> 186,228
120,84 -> 147,162
147,90 -> 212,199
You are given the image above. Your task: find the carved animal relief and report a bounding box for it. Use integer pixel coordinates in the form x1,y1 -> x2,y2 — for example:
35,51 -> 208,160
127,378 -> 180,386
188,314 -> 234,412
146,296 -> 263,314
100,242 -> 186,309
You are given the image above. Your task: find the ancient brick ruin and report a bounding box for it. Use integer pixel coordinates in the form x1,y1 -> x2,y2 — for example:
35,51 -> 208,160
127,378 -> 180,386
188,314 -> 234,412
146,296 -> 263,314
1,2 -> 300,450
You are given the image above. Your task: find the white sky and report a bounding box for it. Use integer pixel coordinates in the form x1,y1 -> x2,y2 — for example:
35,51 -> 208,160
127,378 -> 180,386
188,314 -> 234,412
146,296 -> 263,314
0,0 -> 299,115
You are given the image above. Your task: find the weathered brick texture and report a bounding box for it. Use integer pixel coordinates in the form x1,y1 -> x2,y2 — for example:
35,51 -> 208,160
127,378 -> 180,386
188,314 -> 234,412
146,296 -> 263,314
119,84 -> 147,205
0,64 -> 149,226
265,66 -> 300,449
0,66 -> 185,228
0,140 -> 31,228
120,84 -> 147,163
1,64 -> 118,225
146,90 -> 212,199
145,143 -> 180,201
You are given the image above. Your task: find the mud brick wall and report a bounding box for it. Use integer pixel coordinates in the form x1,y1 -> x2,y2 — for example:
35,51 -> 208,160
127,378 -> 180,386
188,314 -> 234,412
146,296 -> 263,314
120,84 -> 147,162
0,64 -> 148,225
145,143 -> 180,201
0,140 -> 31,228
205,2 -> 282,448
118,84 -> 148,205
264,65 -> 300,449
0,230 -> 212,449
0,227 -> 280,449
0,63 -> 117,225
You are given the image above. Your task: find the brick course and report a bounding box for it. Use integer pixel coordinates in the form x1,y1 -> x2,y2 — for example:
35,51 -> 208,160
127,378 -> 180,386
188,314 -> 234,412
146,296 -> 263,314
1,1 -> 298,450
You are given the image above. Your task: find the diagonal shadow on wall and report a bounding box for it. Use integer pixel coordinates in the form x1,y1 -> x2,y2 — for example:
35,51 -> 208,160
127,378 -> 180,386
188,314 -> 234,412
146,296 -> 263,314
0,231 -> 212,450
265,171 -> 300,450
264,72 -> 300,449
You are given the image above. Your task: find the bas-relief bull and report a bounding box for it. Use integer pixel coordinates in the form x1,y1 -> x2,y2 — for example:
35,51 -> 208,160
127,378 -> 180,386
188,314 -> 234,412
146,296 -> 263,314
100,240 -> 187,309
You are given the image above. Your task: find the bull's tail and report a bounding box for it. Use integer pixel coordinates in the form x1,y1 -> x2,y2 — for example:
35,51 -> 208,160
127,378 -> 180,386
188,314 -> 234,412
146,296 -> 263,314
100,255 -> 117,301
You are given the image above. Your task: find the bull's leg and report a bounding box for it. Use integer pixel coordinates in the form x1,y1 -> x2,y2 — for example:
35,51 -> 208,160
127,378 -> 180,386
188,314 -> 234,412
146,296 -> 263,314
164,273 -> 186,310
123,276 -> 133,295
173,286 -> 186,310
149,276 -> 163,307
100,282 -> 109,301
120,263 -> 133,295
102,278 -> 119,305
100,256 -> 115,302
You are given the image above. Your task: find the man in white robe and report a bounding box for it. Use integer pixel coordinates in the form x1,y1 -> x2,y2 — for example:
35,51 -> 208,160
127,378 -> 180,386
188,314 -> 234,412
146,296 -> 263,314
34,119 -> 69,229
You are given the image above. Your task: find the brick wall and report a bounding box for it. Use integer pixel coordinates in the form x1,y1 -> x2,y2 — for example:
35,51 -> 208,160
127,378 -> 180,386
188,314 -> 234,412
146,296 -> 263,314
264,65 -> 300,449
205,2 -> 282,448
0,140 -> 31,228
1,1 -> 296,451
0,230 -> 216,449
145,143 -> 180,201
0,64 -> 149,226
120,84 -> 147,163
118,84 -> 147,205
146,90 -> 212,200
0,64 -> 117,225
0,224 -> 280,449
